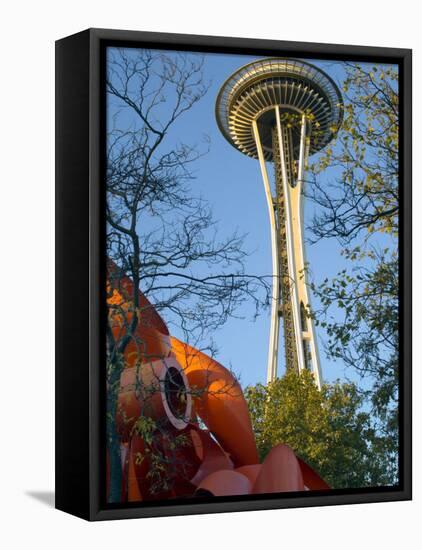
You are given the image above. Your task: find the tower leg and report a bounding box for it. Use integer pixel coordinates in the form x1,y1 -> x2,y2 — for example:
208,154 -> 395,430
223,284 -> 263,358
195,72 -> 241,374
252,120 -> 280,383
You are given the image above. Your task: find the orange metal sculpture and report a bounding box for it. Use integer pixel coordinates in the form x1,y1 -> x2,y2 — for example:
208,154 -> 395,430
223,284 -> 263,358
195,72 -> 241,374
107,262 -> 330,502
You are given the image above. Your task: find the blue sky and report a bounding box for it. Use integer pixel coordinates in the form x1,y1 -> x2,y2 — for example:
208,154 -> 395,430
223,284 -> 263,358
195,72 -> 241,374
106,48 -> 398,390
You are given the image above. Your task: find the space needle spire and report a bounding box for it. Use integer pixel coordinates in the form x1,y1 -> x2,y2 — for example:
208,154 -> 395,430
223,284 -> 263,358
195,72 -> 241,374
216,58 -> 343,387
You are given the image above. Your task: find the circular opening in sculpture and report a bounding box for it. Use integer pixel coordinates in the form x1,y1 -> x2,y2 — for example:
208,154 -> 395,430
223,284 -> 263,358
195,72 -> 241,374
164,366 -> 188,421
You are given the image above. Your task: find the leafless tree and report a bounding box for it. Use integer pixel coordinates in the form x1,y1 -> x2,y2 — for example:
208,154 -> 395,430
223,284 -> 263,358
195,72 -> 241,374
105,49 -> 270,502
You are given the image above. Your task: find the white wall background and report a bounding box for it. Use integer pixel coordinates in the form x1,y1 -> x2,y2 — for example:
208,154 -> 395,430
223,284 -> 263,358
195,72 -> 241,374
0,1 -> 418,548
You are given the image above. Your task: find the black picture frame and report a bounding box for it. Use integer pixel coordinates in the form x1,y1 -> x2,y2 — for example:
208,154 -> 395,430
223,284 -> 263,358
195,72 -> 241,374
55,28 -> 412,521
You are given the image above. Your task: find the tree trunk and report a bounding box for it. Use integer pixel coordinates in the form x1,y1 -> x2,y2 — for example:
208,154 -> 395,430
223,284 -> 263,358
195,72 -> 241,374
106,358 -> 124,503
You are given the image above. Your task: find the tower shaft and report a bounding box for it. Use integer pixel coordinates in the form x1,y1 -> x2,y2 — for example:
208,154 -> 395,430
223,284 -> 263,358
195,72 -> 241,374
254,108 -> 322,387
273,124 -> 300,376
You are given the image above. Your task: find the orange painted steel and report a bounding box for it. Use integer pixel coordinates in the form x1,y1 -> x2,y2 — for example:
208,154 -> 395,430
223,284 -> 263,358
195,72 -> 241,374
127,437 -> 143,502
195,445 -> 307,496
106,265 -> 331,502
196,470 -> 252,497
297,457 -> 330,491
171,337 -> 259,467
253,444 -> 304,493
107,260 -> 172,365
235,464 -> 261,487
116,357 -> 192,441
188,424 -> 234,486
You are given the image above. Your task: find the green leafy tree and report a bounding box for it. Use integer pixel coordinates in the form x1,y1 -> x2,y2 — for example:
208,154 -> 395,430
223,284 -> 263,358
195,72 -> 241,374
245,370 -> 398,489
305,63 -> 399,467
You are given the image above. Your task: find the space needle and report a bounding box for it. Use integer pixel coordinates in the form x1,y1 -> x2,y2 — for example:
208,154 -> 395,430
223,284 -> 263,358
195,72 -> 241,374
216,59 -> 343,387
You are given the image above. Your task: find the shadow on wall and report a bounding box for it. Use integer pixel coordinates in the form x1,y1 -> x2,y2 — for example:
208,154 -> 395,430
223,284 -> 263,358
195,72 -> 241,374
25,491 -> 55,508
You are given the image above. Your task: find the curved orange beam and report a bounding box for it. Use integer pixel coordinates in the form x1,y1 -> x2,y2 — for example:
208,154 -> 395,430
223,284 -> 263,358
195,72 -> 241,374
252,444 -> 304,494
107,260 -> 172,363
196,470 -> 252,497
107,262 -> 330,500
171,337 -> 259,467
297,457 -> 330,490
235,464 -> 261,487
188,424 -> 234,486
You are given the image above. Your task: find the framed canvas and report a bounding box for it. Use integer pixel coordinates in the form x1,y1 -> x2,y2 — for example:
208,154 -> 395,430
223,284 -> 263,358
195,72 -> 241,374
55,28 -> 412,521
